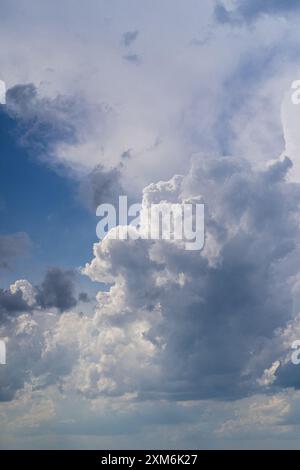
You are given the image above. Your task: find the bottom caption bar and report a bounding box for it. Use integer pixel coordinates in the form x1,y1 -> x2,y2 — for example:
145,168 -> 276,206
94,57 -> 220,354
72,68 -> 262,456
0,450 -> 295,463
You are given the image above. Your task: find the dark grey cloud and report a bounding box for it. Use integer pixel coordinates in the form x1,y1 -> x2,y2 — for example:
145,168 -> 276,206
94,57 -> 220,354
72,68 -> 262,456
78,292 -> 90,303
122,30 -> 139,47
215,0 -> 300,24
0,288 -> 30,321
0,232 -> 30,269
123,54 -> 141,65
147,156 -> 299,400
78,164 -> 123,211
159,157 -> 299,400
35,268 -> 77,312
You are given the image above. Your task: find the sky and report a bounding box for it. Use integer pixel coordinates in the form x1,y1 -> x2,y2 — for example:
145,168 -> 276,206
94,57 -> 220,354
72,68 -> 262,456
3,0 -> 300,449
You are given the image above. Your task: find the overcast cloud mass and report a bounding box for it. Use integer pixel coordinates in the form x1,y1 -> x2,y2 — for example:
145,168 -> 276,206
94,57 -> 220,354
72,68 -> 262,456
2,0 -> 300,450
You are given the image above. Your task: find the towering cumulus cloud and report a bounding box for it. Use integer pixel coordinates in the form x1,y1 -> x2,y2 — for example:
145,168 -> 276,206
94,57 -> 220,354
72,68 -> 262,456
79,155 -> 300,400
2,154 -> 300,405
